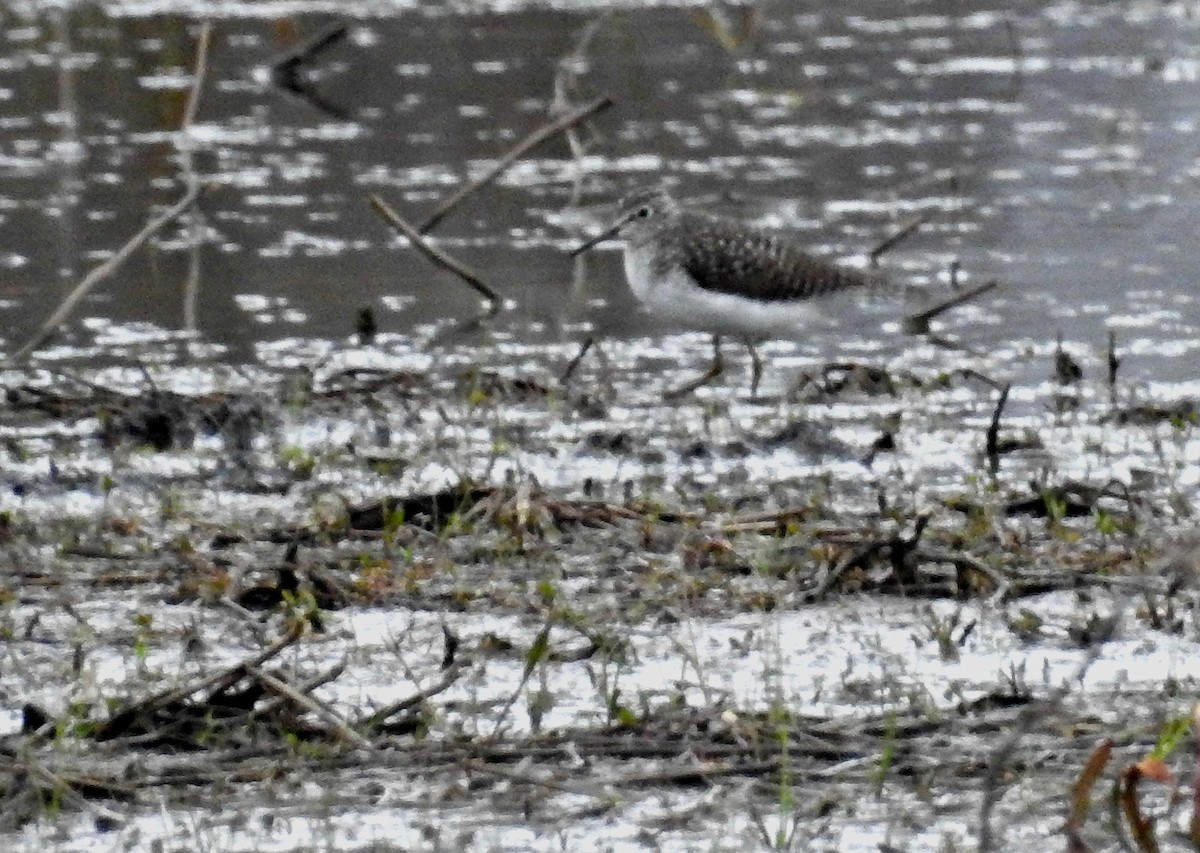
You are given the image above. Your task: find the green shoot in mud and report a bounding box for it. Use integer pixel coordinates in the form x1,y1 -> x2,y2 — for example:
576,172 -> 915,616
278,445 -> 315,479
752,698 -> 806,851
920,606 -> 964,663
1093,509 -> 1119,541
770,700 -> 793,811
872,711 -> 898,795
606,687 -> 638,727
281,588 -> 321,631
60,703 -> 99,741
1042,490 -> 1068,525
39,782 -> 64,820
132,612 -> 153,664
524,625 -> 551,674
1007,609 -> 1045,642
488,623 -> 554,736
588,652 -> 637,727
535,579 -> 557,607
526,672 -> 554,734
1149,715 -> 1191,761
382,501 -> 405,544
192,712 -> 220,748
285,729 -> 340,760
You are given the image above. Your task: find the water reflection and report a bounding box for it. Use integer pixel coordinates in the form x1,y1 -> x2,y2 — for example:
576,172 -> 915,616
0,2 -> 1196,385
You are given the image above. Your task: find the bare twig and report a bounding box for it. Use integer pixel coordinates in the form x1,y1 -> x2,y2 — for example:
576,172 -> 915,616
181,22 -> 212,335
976,629 -> 1111,852
418,95 -> 614,234
1107,330 -> 1121,404
902,278 -> 998,335
715,507 -> 811,535
952,367 -> 1007,392
358,657 -> 471,732
461,757 -> 613,800
368,194 -> 502,315
489,623 -> 551,739
9,181 -> 206,364
552,17 -> 611,206
270,20 -> 348,82
985,382 -> 1011,474
181,23 -> 211,131
297,659 -> 349,693
915,547 -> 1011,603
96,623 -> 304,739
247,665 -> 372,749
869,212 -> 931,266
1065,739 -> 1113,852
23,761 -> 129,823
560,336 -> 594,384
268,21 -> 351,118
251,660 -> 348,721
1003,14 -> 1024,91
800,550 -> 861,603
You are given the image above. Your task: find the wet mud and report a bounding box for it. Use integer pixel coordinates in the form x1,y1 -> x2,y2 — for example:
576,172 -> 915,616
2,1 -> 1200,851
2,333 -> 1199,851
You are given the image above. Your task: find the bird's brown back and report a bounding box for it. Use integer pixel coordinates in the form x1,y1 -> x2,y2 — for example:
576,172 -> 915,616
657,213 -> 876,303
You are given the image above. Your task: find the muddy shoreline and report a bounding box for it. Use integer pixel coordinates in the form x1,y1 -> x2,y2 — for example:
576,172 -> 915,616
2,333 -> 1198,851
3,2 -> 1200,849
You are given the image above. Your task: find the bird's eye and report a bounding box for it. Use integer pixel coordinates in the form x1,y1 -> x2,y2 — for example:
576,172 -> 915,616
636,206 -> 651,218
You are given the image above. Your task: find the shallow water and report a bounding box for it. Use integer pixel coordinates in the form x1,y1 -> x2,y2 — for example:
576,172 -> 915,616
0,0 -> 1198,387
3,4 -> 1200,853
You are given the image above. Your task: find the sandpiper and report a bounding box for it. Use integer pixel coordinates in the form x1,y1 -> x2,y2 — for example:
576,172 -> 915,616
571,187 -> 890,398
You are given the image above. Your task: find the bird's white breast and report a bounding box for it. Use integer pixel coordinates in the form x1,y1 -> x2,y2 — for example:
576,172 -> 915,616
622,243 -> 844,339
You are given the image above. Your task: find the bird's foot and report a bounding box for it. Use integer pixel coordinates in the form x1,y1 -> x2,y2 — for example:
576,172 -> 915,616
664,360 -> 724,400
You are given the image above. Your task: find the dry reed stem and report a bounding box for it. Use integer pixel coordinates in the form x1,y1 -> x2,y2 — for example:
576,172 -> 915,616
368,194 -> 502,313
418,95 -> 614,235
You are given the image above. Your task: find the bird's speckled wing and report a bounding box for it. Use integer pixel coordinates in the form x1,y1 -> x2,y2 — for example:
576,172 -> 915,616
670,214 -> 875,303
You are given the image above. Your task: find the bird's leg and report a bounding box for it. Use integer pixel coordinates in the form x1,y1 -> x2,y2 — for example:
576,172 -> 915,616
665,335 -> 724,399
745,340 -> 763,400
560,336 -> 595,384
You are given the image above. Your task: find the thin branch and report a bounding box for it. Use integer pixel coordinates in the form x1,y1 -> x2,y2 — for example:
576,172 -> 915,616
96,623 -> 304,739
418,95 -> 614,234
250,660 -> 348,721
461,758 -> 614,801
181,22 -> 212,335
269,21 -> 351,118
1107,330 -> 1121,405
358,657 -> 471,732
902,278 -> 998,335
552,16 -> 611,206
976,634 -> 1111,853
560,336 -> 594,384
869,212 -> 931,266
247,665 -> 372,750
915,547 -> 1011,603
181,22 -> 211,131
9,181 -> 205,364
368,194 -> 502,314
24,761 -> 129,824
270,20 -> 348,83
986,382 -> 1011,474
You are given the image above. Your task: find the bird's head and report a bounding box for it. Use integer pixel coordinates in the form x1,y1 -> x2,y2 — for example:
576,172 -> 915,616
570,186 -> 681,256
